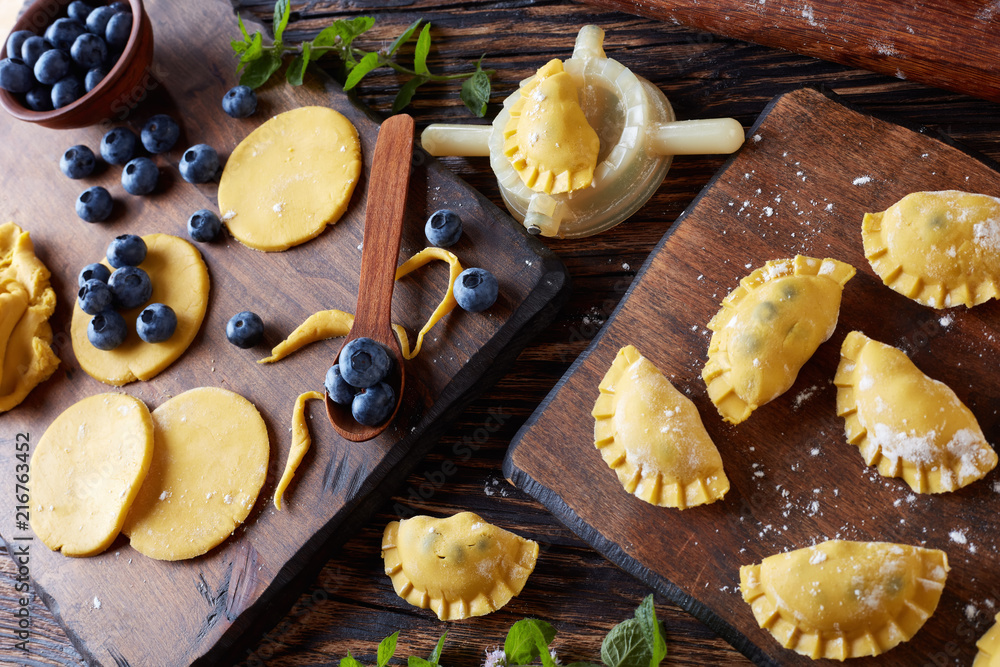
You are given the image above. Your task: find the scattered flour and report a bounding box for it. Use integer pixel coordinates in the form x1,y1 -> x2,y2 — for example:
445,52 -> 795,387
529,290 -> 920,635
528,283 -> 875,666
853,175 -> 873,186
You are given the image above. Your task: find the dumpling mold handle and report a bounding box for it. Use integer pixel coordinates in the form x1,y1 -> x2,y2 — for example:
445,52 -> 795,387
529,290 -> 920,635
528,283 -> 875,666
420,25 -> 745,238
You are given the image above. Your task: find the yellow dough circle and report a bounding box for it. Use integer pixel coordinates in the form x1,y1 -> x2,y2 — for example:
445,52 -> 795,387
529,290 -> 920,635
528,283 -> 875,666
70,234 -> 209,386
382,512 -> 539,621
121,387 -> 269,561
740,540 -> 949,661
30,393 -> 154,557
218,106 -> 362,252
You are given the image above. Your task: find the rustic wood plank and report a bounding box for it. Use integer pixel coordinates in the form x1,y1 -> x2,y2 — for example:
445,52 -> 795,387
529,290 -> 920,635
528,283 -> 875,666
506,86 -> 1000,665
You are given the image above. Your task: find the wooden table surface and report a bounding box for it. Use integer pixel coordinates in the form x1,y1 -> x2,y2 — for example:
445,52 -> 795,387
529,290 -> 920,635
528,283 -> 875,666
3,1 -> 1000,665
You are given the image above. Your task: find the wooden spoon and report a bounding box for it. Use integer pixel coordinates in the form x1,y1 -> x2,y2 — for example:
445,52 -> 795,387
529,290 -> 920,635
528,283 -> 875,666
326,113 -> 414,442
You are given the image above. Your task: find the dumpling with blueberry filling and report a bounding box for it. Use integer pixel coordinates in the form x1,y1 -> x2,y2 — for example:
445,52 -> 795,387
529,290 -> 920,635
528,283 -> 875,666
381,512 -> 538,621
703,255 -> 855,424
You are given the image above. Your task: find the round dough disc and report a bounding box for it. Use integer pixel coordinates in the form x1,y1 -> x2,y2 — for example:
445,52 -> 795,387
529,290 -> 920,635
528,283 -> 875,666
30,393 -> 154,557
218,106 -> 362,252
70,234 -> 210,386
121,387 -> 269,561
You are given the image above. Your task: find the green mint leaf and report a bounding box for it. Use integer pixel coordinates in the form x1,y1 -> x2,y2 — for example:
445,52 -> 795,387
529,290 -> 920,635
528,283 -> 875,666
273,0 -> 290,44
413,22 -> 431,75
564,663 -> 603,667
313,16 -> 374,50
286,41 -> 311,85
388,19 -> 422,57
634,596 -> 667,667
601,619 -> 653,667
427,631 -> 447,665
312,24 -> 341,48
238,32 -> 263,67
505,619 -> 556,666
377,630 -> 399,667
408,657 -> 433,667
240,50 -> 282,89
391,75 -> 427,113
341,652 -> 365,667
460,66 -> 491,117
344,51 -> 380,91
237,13 -> 250,40
231,38 -> 248,55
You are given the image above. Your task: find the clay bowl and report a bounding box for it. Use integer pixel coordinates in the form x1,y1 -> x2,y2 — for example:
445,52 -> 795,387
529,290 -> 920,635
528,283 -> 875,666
0,0 -> 153,129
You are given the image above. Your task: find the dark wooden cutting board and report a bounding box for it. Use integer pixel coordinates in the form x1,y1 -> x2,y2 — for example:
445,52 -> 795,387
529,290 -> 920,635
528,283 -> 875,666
505,87 -> 1000,666
0,0 -> 567,664
590,0 -> 1000,105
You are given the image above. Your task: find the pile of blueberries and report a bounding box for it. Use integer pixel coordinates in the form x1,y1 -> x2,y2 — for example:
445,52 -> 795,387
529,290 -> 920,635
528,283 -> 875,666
60,114 -> 220,223
325,338 -> 396,426
0,1 -> 133,110
78,234 -> 176,350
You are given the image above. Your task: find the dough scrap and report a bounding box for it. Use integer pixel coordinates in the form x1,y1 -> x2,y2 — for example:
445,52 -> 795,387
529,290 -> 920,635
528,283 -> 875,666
30,393 -> 153,557
740,540 -> 949,661
382,512 -> 538,620
703,255 -> 855,424
975,612 -> 1000,666
0,222 -> 60,412
70,234 -> 210,386
218,106 -> 362,252
835,330 -> 997,493
863,190 -> 1000,308
503,59 -> 600,195
259,248 -> 463,363
122,387 -> 269,560
274,390 -> 324,510
593,345 -> 729,509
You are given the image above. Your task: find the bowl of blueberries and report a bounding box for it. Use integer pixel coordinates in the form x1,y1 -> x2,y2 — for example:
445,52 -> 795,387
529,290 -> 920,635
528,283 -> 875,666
0,0 -> 153,129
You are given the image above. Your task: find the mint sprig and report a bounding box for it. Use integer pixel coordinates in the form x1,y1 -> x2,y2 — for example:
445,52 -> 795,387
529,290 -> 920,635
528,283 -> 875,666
231,3 -> 494,117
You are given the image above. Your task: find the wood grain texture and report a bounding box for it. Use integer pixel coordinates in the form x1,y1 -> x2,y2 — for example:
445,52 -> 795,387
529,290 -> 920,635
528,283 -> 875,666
589,0 -> 1000,105
6,0 -> 1000,665
0,0 -> 566,665
506,86 -> 1000,666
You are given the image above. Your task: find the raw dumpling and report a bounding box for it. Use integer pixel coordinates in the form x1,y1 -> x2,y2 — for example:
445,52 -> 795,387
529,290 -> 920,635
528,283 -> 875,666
703,255 -> 855,424
835,330 -> 997,493
593,345 -> 729,509
740,539 -> 949,661
381,512 -> 538,621
863,190 -> 1000,308
975,612 -> 1000,666
503,59 -> 600,195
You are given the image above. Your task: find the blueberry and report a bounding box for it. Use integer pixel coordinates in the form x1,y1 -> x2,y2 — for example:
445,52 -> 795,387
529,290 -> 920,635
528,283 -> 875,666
85,6 -> 116,36
339,337 -> 391,388
105,12 -> 132,48
84,66 -> 106,92
70,33 -> 107,69
87,310 -> 127,350
108,265 -> 151,309
351,382 -> 395,426
187,209 -> 221,242
45,18 -> 86,50
453,267 -> 498,312
100,126 -> 137,165
67,1 -> 95,22
222,85 -> 257,118
136,303 -> 176,343
106,233 -> 146,267
325,364 -> 355,405
108,2 -> 130,13
60,144 -> 96,179
121,157 -> 158,195
226,311 -> 263,348
34,49 -> 71,85
77,279 -> 113,315
75,186 -> 113,222
140,114 -> 179,154
24,85 -> 53,111
78,262 -> 111,287
424,209 -> 463,247
5,31 -> 34,60
179,144 -> 219,183
51,75 -> 84,108
0,58 -> 33,94
20,36 -> 51,69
